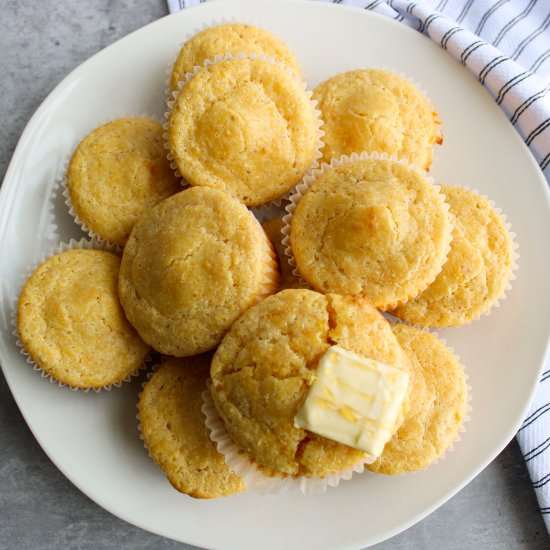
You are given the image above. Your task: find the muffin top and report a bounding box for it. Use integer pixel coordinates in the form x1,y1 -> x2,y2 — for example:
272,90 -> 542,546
210,289 -> 410,478
392,185 -> 514,327
139,355 -> 246,498
169,24 -> 301,93
313,69 -> 441,169
118,187 -> 278,357
261,217 -> 307,291
368,324 -> 468,475
289,158 -> 453,309
168,57 -> 318,207
18,248 -> 150,389
67,118 -> 181,246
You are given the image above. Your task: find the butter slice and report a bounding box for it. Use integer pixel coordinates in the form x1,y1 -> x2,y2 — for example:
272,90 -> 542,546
294,345 -> 409,457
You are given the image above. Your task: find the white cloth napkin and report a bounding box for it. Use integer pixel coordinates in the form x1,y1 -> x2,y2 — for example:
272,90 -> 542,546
167,0 -> 550,530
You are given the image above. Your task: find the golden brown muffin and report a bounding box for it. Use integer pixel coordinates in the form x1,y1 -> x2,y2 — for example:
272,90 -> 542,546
169,24 -> 301,94
17,248 -> 150,389
261,217 -> 307,291
313,69 -> 441,169
289,158 -> 453,309
368,324 -> 468,474
168,57 -> 318,207
118,187 -> 279,357
392,185 -> 515,326
67,118 -> 181,246
139,355 -> 246,498
210,289 -> 410,478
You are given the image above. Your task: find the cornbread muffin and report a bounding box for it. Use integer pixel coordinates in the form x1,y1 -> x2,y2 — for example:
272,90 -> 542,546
67,118 -> 181,246
368,324 -> 468,474
392,185 -> 515,327
289,158 -> 453,309
169,24 -> 300,93
261,217 -> 307,290
313,69 -> 441,169
119,187 -> 279,357
139,356 -> 246,498
168,57 -> 318,206
210,289 -> 410,478
17,248 -> 150,389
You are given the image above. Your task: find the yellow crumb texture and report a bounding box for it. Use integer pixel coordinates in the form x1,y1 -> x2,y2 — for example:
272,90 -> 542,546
118,187 -> 279,357
210,289 -> 410,478
290,159 -> 453,309
169,23 -> 301,93
368,324 -> 468,475
313,69 -> 441,169
139,356 -> 246,498
392,185 -> 514,326
17,249 -> 150,389
67,118 -> 181,246
168,58 -> 318,206
261,217 -> 307,290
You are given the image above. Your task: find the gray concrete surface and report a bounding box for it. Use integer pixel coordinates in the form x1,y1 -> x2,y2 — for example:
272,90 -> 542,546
0,1 -> 548,549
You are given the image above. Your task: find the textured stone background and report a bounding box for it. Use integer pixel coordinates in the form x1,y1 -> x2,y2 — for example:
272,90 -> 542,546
0,1 -> 548,549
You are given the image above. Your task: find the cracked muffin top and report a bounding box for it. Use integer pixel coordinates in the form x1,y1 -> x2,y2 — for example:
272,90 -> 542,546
139,355 -> 246,498
17,248 -> 150,389
67,118 -> 181,246
312,69 -> 441,169
210,288 -> 410,478
169,23 -> 301,94
118,187 -> 279,357
368,324 -> 468,474
168,57 -> 318,207
289,158 -> 453,310
392,185 -> 514,327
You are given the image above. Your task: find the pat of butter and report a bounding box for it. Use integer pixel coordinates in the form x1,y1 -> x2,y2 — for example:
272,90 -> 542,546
294,345 -> 409,458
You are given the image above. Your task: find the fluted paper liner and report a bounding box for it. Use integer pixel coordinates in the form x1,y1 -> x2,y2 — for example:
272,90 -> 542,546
460,186 -> 519,322
164,52 -> 324,209
12,237 -> 150,392
201,385 -> 373,495
282,151 -> 453,307
248,209 -> 281,303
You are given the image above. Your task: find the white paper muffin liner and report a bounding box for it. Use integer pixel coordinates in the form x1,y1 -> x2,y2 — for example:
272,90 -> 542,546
201,384 -> 373,495
390,184 -> 519,326
61,114 -> 179,249
457,185 -> 519,322
251,199 -> 287,224
163,52 -> 324,210
164,17 -> 303,100
281,151 -> 453,306
258,214 -> 308,292
12,237 -> 150,392
247,208 -> 282,303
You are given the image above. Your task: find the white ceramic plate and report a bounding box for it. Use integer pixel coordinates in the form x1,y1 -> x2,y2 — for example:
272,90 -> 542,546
1,1 -> 550,548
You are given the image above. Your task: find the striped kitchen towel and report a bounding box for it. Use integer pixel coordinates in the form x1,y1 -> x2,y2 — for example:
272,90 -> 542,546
167,0 -> 550,530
